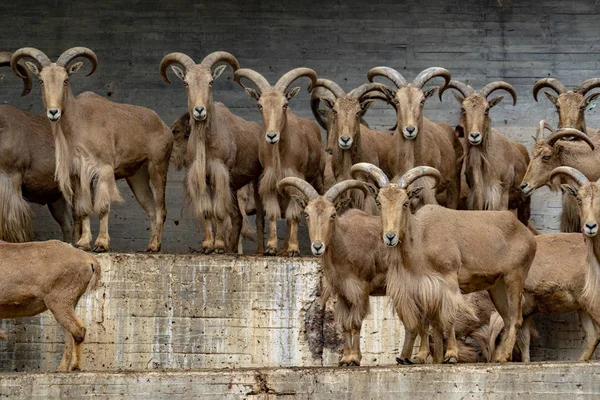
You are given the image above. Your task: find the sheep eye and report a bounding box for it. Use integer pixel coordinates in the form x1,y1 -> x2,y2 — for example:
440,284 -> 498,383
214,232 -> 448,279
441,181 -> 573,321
330,213 -> 336,220
209,80 -> 214,87
39,80 -> 44,86
375,199 -> 381,207
577,197 -> 582,204
485,108 -> 490,115
172,129 -> 179,135
542,155 -> 551,162
403,201 -> 409,208
302,211 -> 308,219
258,104 -> 263,111
183,82 -> 189,87
460,108 -> 465,114
63,79 -> 68,85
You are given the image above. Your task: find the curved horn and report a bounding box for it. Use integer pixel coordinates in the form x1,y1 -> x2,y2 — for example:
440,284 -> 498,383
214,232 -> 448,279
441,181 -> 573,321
10,47 -> 51,80
350,162 -> 390,188
234,68 -> 272,94
274,67 -> 317,93
397,166 -> 442,190
367,66 -> 407,88
0,52 -> 31,96
550,166 -> 590,188
348,82 -> 393,100
159,52 -> 196,84
324,180 -> 368,203
55,47 -> 98,76
412,67 -> 451,90
199,51 -> 240,72
479,81 -> 517,105
574,78 -> 600,96
360,91 -> 393,104
312,78 -> 345,98
438,79 -> 474,101
535,120 -> 554,141
532,78 -> 567,101
547,128 -> 595,150
277,177 -> 319,201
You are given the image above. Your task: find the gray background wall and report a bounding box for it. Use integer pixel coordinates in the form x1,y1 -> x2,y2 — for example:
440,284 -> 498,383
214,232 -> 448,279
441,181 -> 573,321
2,0 -> 600,253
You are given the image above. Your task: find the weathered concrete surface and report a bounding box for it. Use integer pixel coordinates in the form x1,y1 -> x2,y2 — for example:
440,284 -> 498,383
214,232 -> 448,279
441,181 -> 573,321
0,254 -> 405,371
0,362 -> 599,399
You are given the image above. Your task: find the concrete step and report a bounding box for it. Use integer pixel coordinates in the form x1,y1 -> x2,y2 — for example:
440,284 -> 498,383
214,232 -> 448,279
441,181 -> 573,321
0,254 -> 594,372
0,362 -> 599,399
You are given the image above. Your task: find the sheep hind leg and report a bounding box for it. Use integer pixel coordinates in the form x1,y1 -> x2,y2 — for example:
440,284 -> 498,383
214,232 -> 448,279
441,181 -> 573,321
443,325 -> 459,364
75,215 -> 93,252
488,277 -> 523,362
578,310 -> 600,361
397,328 -> 418,364
264,215 -> 278,256
126,167 -> 159,252
148,160 -> 168,252
201,216 -> 215,254
516,316 -> 533,362
93,165 -> 120,253
411,328 -> 431,364
339,330 -> 354,366
431,323 -> 445,364
285,218 -> 300,257
48,197 -> 74,243
93,206 -> 111,253
45,297 -> 86,371
254,180 -> 265,254
349,327 -> 362,366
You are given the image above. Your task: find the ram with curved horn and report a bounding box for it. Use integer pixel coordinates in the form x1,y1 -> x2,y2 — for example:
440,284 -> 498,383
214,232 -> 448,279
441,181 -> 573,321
439,80 -> 532,226
160,51 -> 264,254
12,47 -> 173,252
352,162 -> 536,363
367,66 -> 462,209
235,67 -> 325,256
0,52 -> 74,243
308,78 -> 395,214
520,120 -> 600,232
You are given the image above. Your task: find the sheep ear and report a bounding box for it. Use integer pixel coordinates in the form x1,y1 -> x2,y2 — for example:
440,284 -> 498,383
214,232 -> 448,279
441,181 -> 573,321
452,91 -> 465,104
455,124 -> 465,138
561,184 -> 578,198
212,65 -> 226,80
488,96 -> 504,108
68,62 -> 83,76
286,86 -> 301,100
408,186 -> 424,199
334,197 -> 352,213
363,182 -> 379,198
321,97 -> 335,110
171,66 -> 186,81
423,86 -> 438,100
245,88 -> 261,101
291,194 -> 307,209
586,92 -> 600,108
25,62 -> 40,76
544,91 -> 558,105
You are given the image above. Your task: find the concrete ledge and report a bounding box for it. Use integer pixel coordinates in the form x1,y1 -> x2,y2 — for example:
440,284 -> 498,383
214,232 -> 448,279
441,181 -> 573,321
0,362 -> 599,399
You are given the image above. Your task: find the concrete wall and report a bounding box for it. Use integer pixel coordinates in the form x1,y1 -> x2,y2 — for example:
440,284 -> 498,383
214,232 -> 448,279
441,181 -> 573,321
1,0 -> 599,252
0,254 -> 596,372
1,363 -> 599,399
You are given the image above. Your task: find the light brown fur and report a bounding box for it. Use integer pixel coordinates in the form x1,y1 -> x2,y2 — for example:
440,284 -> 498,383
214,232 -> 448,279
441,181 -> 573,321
0,240 -> 100,371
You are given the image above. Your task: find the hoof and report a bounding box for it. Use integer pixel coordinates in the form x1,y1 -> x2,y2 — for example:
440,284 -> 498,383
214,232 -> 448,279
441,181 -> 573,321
264,247 -> 277,256
146,245 -> 161,253
409,357 -> 424,364
75,244 -> 92,252
443,356 -> 458,364
213,247 -> 226,254
71,367 -> 81,372
93,245 -> 108,253
201,247 -> 214,255
287,250 -> 300,257
349,361 -> 360,366
396,357 -> 413,365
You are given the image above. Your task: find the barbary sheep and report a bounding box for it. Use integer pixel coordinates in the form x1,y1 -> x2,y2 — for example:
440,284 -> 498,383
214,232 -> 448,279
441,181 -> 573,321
12,47 -> 173,252
235,67 -> 325,256
160,51 -> 264,254
0,240 -> 100,371
352,162 -> 536,363
367,67 -> 462,208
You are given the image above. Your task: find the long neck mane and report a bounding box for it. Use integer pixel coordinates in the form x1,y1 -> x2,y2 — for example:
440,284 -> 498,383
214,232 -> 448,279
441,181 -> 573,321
465,129 -> 493,209
583,236 -> 600,314
189,107 -> 215,194
52,89 -> 77,202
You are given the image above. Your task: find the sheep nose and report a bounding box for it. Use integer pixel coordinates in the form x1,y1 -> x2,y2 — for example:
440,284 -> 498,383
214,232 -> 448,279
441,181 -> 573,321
341,136 -> 350,143
193,106 -> 207,121
585,222 -> 598,236
405,126 -> 416,134
48,108 -> 59,116
469,132 -> 481,140
267,132 -> 277,140
385,232 -> 396,241
311,241 -> 325,255
312,242 -> 323,251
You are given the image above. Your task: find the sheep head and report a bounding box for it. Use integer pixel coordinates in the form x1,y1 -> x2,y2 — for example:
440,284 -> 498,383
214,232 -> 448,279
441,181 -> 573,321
533,78 -> 600,133
550,166 -> 600,237
520,120 -> 593,196
160,51 -> 239,122
351,163 -> 441,247
367,67 -> 450,140
440,80 -> 517,146
312,79 -> 388,151
277,177 -> 367,256
235,67 -> 317,145
11,47 -> 97,122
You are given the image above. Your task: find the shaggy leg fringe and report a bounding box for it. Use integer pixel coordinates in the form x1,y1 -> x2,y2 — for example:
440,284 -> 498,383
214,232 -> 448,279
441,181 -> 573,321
0,173 -> 32,242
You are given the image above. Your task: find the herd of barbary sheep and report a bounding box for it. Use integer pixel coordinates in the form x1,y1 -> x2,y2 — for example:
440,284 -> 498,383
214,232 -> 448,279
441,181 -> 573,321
0,46 -> 600,371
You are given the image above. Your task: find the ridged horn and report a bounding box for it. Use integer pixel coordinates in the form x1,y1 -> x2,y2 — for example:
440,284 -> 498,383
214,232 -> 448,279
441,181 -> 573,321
312,78 -> 345,98
325,180 -> 368,203
547,128 -> 595,150
480,81 -> 517,105
535,120 -> 554,141
438,80 -> 474,101
10,47 -> 51,81
397,166 -> 442,190
412,67 -> 451,90
348,82 -> 393,100
361,91 -> 393,104
532,78 -> 567,101
0,52 -> 31,96
367,66 -> 407,88
199,51 -> 240,72
159,52 -> 196,84
277,177 -> 319,201
233,68 -> 272,94
274,67 -> 317,93
55,47 -> 98,76
574,78 -> 600,96
550,166 -> 590,187
350,163 -> 390,188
